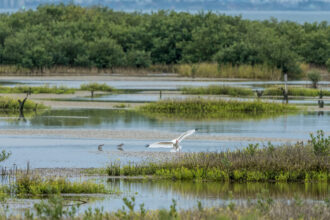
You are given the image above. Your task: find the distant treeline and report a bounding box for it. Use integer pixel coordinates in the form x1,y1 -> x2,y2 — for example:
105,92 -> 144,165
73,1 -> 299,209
0,4 -> 329,78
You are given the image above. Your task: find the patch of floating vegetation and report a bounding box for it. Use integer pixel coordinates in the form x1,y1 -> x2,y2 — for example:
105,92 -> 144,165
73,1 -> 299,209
107,131 -> 329,182
264,87 -> 330,97
0,96 -> 47,111
0,85 -> 76,94
139,99 -> 298,119
181,85 -> 254,96
0,174 -> 110,197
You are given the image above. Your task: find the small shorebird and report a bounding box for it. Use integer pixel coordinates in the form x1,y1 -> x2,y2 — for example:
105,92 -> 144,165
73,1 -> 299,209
145,129 -> 197,152
117,143 -> 124,151
98,144 -> 104,151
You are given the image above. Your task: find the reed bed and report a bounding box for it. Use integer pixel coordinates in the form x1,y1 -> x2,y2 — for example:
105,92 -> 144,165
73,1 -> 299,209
0,96 -> 46,111
107,138 -> 329,182
139,99 -> 297,118
0,85 -> 76,94
181,85 -> 254,96
175,63 -> 282,80
264,87 -> 330,97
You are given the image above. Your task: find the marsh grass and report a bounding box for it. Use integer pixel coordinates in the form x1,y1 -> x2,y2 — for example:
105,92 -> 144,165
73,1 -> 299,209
0,85 -> 76,94
139,99 -> 297,119
175,63 -> 282,80
2,174 -> 109,196
107,140 -> 329,182
15,193 -> 330,220
0,97 -> 46,111
181,85 -> 254,96
264,87 -> 330,97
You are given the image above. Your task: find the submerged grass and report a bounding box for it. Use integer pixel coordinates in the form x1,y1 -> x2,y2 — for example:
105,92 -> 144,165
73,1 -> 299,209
139,99 -> 297,119
264,87 -> 330,97
181,85 -> 254,96
0,85 -> 76,94
0,96 -> 46,111
107,135 -> 329,182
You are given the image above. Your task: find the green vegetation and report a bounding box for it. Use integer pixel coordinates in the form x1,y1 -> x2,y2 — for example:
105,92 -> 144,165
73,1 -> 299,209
176,63 -> 282,80
0,85 -> 76,94
0,96 -> 46,111
0,5 -> 328,78
326,59 -> 330,72
1,175 -> 109,196
181,85 -> 254,96
264,87 -> 330,97
107,132 -> 329,182
16,194 -> 329,220
0,150 -> 10,163
307,70 -> 322,88
139,99 -> 297,119
80,83 -> 115,97
310,130 -> 330,156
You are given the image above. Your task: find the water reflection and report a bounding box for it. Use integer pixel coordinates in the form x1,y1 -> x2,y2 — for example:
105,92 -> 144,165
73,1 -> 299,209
0,109 -> 328,140
1,79 -> 330,90
77,179 -> 328,212
108,179 -> 329,200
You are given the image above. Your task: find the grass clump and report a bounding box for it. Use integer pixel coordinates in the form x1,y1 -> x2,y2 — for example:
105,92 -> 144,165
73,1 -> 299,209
175,63 -> 282,80
0,85 -> 76,94
0,96 -> 46,111
139,99 -> 297,119
9,175 -> 109,196
80,83 -> 115,97
264,87 -> 330,97
107,132 -> 329,182
181,85 -> 254,96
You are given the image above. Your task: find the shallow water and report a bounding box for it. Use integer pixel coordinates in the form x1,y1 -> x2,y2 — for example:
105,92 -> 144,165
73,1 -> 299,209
0,109 -> 328,168
1,79 -> 330,90
0,109 -> 329,138
74,92 -> 330,105
8,179 -> 329,214
83,179 -> 329,212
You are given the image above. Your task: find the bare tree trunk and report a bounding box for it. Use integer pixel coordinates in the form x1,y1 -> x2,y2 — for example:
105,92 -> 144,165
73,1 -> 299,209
18,94 -> 28,117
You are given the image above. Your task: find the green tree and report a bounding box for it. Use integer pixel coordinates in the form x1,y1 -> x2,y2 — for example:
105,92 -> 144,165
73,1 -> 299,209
89,38 -> 124,69
125,50 -> 152,68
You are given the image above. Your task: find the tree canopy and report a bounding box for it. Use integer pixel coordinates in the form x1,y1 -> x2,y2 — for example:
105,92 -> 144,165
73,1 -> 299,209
0,4 -> 329,78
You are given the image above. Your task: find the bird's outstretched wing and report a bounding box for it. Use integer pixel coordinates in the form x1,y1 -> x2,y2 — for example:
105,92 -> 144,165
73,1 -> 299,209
146,141 -> 174,149
175,129 -> 197,143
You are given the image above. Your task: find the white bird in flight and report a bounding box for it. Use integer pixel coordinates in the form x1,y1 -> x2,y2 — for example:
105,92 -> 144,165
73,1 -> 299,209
145,129 -> 197,152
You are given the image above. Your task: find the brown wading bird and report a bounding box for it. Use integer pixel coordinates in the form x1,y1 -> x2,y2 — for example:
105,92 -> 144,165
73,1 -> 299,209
145,129 -> 197,152
98,144 -> 104,151
117,143 -> 124,151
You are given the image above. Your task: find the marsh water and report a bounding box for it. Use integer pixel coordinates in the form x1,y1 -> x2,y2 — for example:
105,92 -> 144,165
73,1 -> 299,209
0,78 -> 329,214
7,178 -> 329,215
1,78 -> 330,90
0,109 -> 329,168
